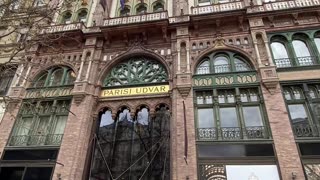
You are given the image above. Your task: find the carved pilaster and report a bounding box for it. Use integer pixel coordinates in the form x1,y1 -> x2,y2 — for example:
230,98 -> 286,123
259,66 -> 279,94
176,73 -> 192,98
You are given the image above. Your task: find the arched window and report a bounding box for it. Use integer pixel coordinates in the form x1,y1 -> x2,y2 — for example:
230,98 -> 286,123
314,32 -> 320,53
195,51 -> 253,74
136,4 -> 147,15
77,9 -> 88,23
153,2 -> 164,12
196,59 -> 209,74
270,36 -> 291,68
33,67 -> 75,88
213,56 -> 230,73
120,6 -> 130,16
292,39 -> 313,66
103,56 -> 168,87
61,11 -> 72,24
271,42 -> 289,59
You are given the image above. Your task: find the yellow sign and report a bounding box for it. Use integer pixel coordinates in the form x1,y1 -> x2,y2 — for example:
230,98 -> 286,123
101,85 -> 170,97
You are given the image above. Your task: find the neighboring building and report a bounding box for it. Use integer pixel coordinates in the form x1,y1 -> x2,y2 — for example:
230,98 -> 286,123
0,0 -> 320,179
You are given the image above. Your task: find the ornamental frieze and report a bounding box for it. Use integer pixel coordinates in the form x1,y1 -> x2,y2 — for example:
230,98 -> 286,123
25,87 -> 73,99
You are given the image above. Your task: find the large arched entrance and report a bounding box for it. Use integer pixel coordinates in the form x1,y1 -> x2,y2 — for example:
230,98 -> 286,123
89,56 -> 171,180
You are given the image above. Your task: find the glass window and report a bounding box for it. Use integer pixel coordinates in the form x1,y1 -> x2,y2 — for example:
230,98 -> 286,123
62,12 -> 72,24
220,107 -> 238,127
78,9 -> 87,23
198,109 -> 215,128
214,56 -> 230,73
235,58 -> 251,71
153,2 -> 164,12
243,106 -> 263,126
288,104 -> 308,123
226,165 -> 280,180
315,38 -> 320,53
136,5 -> 147,15
120,7 -> 130,16
196,60 -> 209,74
49,69 -> 63,86
271,42 -> 289,59
293,40 -> 313,66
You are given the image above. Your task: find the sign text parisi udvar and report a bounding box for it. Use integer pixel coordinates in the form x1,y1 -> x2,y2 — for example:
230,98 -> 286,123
101,85 -> 170,97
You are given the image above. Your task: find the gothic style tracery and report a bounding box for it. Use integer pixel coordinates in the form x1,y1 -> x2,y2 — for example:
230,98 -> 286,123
103,56 -> 168,87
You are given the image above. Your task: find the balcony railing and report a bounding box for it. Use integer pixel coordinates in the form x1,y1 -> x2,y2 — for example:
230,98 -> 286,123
274,56 -> 318,68
197,126 -> 268,141
40,23 -> 83,34
192,1 -> 244,15
103,11 -> 168,27
248,0 -> 320,13
8,134 -> 63,146
292,124 -> 320,138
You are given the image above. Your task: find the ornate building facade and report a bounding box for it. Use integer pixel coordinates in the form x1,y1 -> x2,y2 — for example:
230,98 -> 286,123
0,0 -> 320,179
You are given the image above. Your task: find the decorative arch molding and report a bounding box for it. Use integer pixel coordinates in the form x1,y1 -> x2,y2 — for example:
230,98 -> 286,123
193,46 -> 256,74
28,62 -> 77,85
94,98 -> 171,116
98,45 -> 171,86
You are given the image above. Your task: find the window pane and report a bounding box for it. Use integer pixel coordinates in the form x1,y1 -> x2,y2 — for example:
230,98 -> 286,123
0,167 -> 24,180
315,38 -> 320,53
293,40 -> 311,57
198,109 -> 214,128
243,106 -> 263,126
100,110 -> 114,127
24,167 -> 53,180
271,42 -> 289,59
53,116 -> 67,134
226,165 -> 280,180
137,108 -> 149,125
214,56 -> 229,73
220,107 -> 238,127
235,58 -> 250,71
288,104 -> 308,124
197,60 -> 209,74
16,117 -> 33,135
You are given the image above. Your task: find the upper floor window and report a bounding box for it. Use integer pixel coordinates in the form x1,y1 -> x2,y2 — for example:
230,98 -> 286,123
33,0 -> 45,7
32,66 -> 76,88
0,65 -> 17,96
120,6 -> 130,16
283,84 -> 320,138
9,0 -> 20,10
103,56 -> 168,87
136,4 -> 147,15
270,33 -> 320,68
153,2 -> 164,12
77,9 -> 88,23
315,32 -> 320,53
195,87 -> 269,141
61,11 -> 72,24
196,51 -> 252,75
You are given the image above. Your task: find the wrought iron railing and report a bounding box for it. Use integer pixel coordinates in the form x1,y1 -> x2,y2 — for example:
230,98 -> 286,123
196,66 -> 210,74
197,126 -> 268,141
274,56 -> 318,68
192,0 -> 244,15
292,124 -> 319,138
8,134 -> 63,146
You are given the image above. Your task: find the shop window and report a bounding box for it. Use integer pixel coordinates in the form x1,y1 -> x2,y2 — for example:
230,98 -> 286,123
195,88 -> 268,140
283,84 -> 320,138
32,66 -> 75,88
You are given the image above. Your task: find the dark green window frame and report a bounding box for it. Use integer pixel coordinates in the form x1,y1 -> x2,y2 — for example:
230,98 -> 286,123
196,51 -> 252,75
269,30 -> 320,69
282,83 -> 320,139
8,99 -> 71,147
194,87 -> 271,141
32,66 -> 75,88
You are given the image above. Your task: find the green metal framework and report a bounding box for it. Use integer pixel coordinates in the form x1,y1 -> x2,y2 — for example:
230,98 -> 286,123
117,0 -> 166,16
8,99 -> 71,147
268,30 -> 320,68
32,66 -> 76,88
282,83 -> 320,139
103,56 -> 168,87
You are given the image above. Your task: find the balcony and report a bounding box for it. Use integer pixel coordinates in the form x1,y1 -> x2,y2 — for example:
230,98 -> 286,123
40,22 -> 84,34
192,1 -> 244,15
103,11 -> 168,27
196,126 -> 269,141
247,0 -> 320,13
8,134 -> 63,146
292,124 -> 320,138
274,56 -> 319,68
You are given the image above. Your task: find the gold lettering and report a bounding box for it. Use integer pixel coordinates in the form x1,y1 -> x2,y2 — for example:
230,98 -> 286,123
101,85 -> 169,97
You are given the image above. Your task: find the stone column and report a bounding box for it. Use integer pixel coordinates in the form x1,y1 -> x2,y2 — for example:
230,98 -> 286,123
262,85 -> 305,180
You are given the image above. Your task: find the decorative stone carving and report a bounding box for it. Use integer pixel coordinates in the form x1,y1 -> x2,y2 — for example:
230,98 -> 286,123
259,66 -> 279,94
